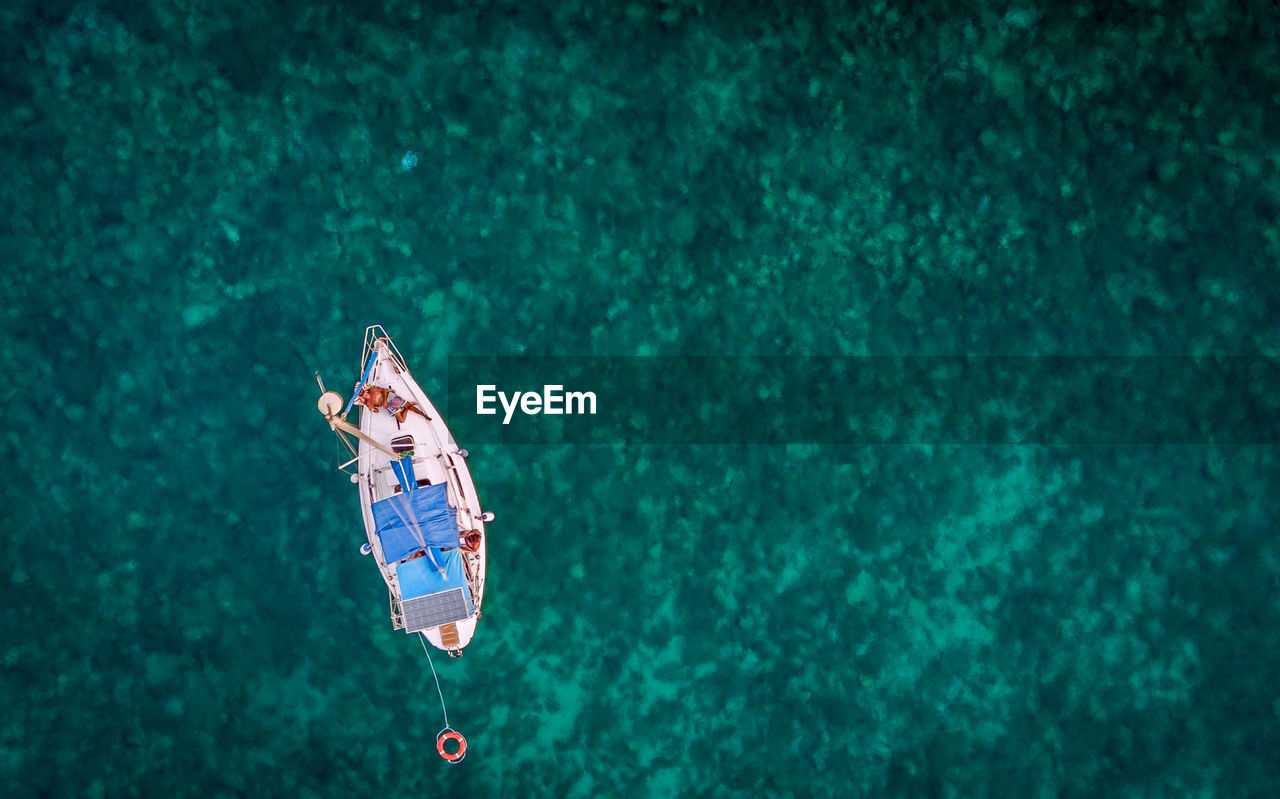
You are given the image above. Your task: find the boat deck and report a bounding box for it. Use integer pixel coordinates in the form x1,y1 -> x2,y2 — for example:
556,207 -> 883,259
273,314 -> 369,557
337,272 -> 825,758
355,334 -> 487,652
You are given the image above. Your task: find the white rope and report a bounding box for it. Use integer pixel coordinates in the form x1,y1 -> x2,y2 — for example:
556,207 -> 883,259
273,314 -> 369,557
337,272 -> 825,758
419,632 -> 449,729
389,489 -> 427,549
385,475 -> 450,577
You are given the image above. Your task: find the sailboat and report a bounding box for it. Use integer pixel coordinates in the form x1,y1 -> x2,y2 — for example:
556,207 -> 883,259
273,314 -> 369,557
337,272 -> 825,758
316,325 -> 491,658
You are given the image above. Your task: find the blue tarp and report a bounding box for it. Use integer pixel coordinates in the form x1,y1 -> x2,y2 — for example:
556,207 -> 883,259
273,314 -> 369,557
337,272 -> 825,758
396,548 -> 472,602
372,483 -> 459,563
390,457 -> 417,493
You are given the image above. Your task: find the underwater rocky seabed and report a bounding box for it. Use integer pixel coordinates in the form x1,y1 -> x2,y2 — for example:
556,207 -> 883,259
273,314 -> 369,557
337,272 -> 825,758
3,0 -> 1279,796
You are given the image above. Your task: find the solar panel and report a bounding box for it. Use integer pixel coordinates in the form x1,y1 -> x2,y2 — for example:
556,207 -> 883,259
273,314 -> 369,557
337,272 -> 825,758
402,588 -> 471,633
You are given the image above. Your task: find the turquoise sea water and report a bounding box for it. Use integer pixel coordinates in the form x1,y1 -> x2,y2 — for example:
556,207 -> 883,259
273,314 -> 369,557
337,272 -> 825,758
4,1 -> 1279,796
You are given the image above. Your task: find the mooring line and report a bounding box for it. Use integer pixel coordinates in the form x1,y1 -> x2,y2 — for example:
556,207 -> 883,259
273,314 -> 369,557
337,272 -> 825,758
419,632 -> 449,729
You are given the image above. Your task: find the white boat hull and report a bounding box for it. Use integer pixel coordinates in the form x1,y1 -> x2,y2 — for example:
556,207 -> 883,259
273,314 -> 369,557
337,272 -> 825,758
351,327 -> 488,653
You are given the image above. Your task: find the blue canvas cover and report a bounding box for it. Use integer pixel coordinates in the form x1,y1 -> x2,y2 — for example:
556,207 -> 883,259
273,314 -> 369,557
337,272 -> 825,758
372,483 -> 459,563
396,548 -> 472,602
390,457 -> 417,493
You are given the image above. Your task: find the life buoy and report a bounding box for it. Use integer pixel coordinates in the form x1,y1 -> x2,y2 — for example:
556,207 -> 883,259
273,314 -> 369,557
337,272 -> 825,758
437,730 -> 467,762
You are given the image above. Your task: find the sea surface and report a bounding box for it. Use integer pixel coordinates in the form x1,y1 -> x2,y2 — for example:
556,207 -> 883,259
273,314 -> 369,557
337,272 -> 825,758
3,1 -> 1279,797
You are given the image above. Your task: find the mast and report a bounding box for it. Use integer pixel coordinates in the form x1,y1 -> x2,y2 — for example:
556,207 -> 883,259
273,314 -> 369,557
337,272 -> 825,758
317,387 -> 399,457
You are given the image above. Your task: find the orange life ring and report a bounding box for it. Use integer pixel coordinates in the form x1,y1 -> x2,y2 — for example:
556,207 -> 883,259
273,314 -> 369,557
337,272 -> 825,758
437,730 -> 467,762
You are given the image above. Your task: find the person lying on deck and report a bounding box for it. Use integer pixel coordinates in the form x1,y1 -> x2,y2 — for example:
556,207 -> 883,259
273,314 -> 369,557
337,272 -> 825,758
357,385 -> 432,423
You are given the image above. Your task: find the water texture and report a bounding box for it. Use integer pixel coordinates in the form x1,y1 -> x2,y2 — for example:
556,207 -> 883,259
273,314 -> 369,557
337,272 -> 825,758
2,1 -> 1278,796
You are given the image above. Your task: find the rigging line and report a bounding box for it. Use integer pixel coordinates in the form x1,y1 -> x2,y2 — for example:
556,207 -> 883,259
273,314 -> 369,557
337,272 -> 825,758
388,488 -> 445,577
389,488 -> 428,550
419,632 -> 449,729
